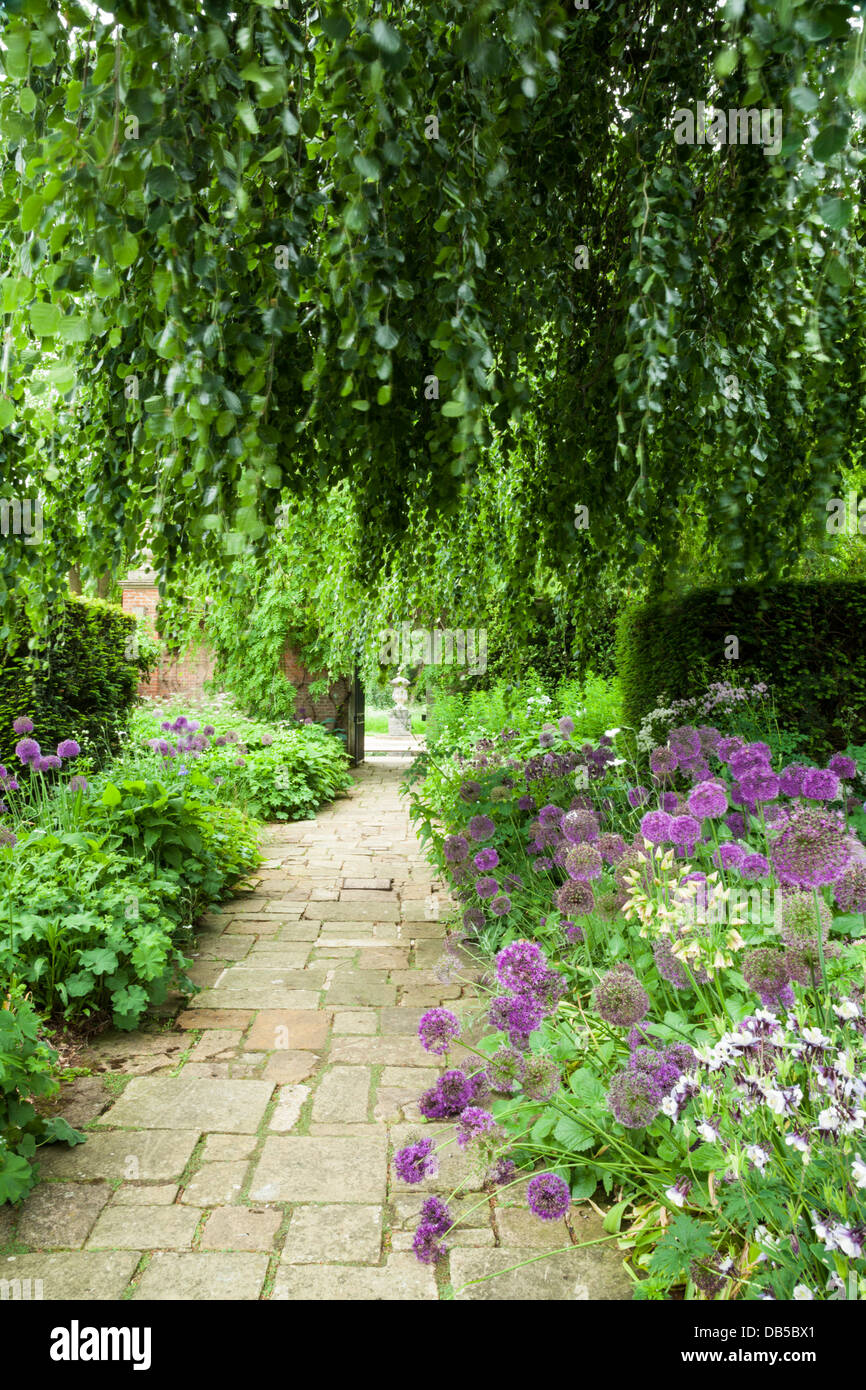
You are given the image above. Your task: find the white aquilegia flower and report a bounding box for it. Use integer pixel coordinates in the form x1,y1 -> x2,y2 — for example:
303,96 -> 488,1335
745,1144 -> 770,1173
834,997 -> 861,1021
852,1154 -> 866,1188
792,1285 -> 814,1300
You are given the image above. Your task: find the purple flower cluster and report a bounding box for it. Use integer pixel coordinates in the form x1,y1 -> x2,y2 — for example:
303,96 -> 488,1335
489,941 -> 565,1049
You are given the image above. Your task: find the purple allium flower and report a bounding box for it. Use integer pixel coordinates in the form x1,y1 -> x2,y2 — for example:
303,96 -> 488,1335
38,754 -> 62,771
468,814 -> 495,841
0,827 -> 17,848
563,921 -> 585,944
597,832 -> 627,864
486,1157 -> 517,1187
490,895 -> 511,916
742,948 -> 791,1009
561,808 -> 599,843
640,810 -> 673,845
420,1196 -> 453,1236
517,795 -> 535,812
14,738 -> 40,765
738,770 -> 780,804
455,1106 -> 497,1149
67,775 -> 89,793
697,725 -> 722,753
459,780 -> 482,803
533,856 -> 554,873
502,872 -> 524,892
564,842 -> 603,881
717,736 -> 745,763
668,725 -> 701,759
527,1172 -> 570,1221
418,1007 -> 461,1055
770,805 -> 851,888
394,1137 -> 439,1184
444,834 -> 469,863
412,1222 -> 447,1264
436,1070 -> 476,1114
828,753 -> 857,781
741,852 -> 770,879
488,993 -> 545,1047
670,814 -> 701,848
665,1043 -> 698,1074
522,1055 -> 561,1102
56,739 -> 81,759
775,890 -> 831,950
834,862 -> 866,914
553,879 -> 595,916
728,742 -> 772,778
650,745 -> 678,779
724,810 -> 746,838
475,875 -> 499,899
203,725 -> 216,737
627,785 -> 649,808
538,803 -> 564,828
496,940 -> 548,993
713,842 -> 745,871
213,735 -> 227,747
779,763 -> 810,797
463,907 -> 485,933
558,716 -> 575,737
653,933 -> 709,990
607,1069 -> 662,1127
486,1046 -> 526,1094
593,965 -> 650,1026
473,847 -> 499,872
686,778 -> 728,817
538,729 -> 555,748
660,792 -> 679,814
801,768 -> 840,801
12,716 -> 34,735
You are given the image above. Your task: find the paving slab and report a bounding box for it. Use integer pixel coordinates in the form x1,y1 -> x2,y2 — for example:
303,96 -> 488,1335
0,1251 -> 140,1300
200,1207 -> 282,1251
245,1009 -> 332,1052
94,1078 -> 273,1133
36,1130 -> 200,1183
14,1182 -> 112,1249
282,1204 -> 382,1265
271,1254 -> 436,1300
450,1245 -> 631,1300
249,1135 -> 387,1203
132,1252 -> 269,1300
181,1162 -> 250,1207
87,1205 -> 200,1251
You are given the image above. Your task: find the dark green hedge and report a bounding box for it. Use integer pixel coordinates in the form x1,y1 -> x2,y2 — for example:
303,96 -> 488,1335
0,596 -> 140,766
616,580 -> 866,756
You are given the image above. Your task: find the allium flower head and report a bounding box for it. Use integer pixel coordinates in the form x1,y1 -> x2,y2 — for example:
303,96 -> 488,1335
607,1068 -> 662,1127
717,736 -> 745,763
775,891 -> 831,949
486,1046 -> 526,1094
741,852 -> 770,879
554,879 -> 595,916
558,716 -> 575,737
770,805 -> 851,888
801,768 -> 840,801
419,1196 -> 453,1236
0,827 -> 17,848
640,810 -> 673,845
463,907 -> 484,933
495,939 -> 548,993
412,1223 -> 447,1264
778,763 -> 809,797
688,780 -> 728,819
668,726 -> 701,759
444,834 -> 469,863
488,993 -> 545,1047
593,965 -> 650,1026
527,1172 -> 570,1221
473,847 -> 499,871
522,1055 -> 562,1102
38,754 -> 62,771
538,803 -> 564,828
627,785 -> 649,808
834,862 -> 866,914
650,746 -> 678,778
394,1137 -> 439,1184
490,894 -> 511,916
459,780 -> 481,803
564,842 -> 603,881
468,814 -> 495,841
418,1007 -> 461,1055
15,738 -> 40,765
455,1106 -> 498,1149
561,808 -> 599,843
12,717 -> 34,734
597,832 -> 627,863
828,753 -> 857,781
475,876 -> 499,899
713,842 -> 745,871
670,814 -> 701,847
653,931 -> 710,990
742,948 -> 791,1009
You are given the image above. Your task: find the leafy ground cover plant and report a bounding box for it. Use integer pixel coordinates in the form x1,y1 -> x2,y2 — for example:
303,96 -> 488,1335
400,684 -> 866,1299
426,672 -> 621,759
0,987 -> 84,1204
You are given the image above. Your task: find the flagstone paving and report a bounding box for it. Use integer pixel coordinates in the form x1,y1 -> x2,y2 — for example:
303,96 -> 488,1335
1,759 -> 631,1301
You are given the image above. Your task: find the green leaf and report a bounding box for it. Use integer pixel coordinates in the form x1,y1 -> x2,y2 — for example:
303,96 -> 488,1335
603,1199 -> 630,1234
789,86 -> 818,113
817,197 -> 852,230
100,783 -> 122,808
0,398 -> 15,428
21,193 -> 43,232
812,125 -> 848,162
371,20 -> 401,54
28,301 -> 61,337
374,323 -> 399,350
114,231 -> 139,268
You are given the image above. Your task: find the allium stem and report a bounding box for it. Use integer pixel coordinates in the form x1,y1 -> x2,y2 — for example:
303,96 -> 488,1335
453,1232 -> 626,1293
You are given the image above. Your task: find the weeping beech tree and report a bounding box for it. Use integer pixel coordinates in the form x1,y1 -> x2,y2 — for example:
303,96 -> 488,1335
0,0 -> 864,640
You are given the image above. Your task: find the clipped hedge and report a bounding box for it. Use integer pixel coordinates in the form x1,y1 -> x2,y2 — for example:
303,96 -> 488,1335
0,595 -> 142,766
616,580 -> 866,756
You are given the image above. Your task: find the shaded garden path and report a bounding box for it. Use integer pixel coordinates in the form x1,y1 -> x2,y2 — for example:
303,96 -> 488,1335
1,761 -> 628,1300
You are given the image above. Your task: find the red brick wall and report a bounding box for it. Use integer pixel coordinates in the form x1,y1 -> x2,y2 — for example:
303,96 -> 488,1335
122,582 -> 350,724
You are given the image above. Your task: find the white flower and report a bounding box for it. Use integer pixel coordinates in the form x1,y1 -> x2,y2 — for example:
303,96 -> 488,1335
696,1121 -> 720,1144
802,1026 -> 831,1047
817,1106 -> 841,1131
665,1183 -> 687,1208
745,1144 -> 770,1172
852,1155 -> 866,1188
792,1285 -> 814,1300
604,727 -> 621,739
834,998 -> 861,1021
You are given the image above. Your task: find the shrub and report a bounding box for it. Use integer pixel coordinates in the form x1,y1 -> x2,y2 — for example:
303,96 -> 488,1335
0,989 -> 83,1204
617,580 -> 866,758
0,595 -> 153,767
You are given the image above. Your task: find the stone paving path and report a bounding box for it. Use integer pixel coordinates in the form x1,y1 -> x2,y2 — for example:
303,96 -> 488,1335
0,760 -> 629,1301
